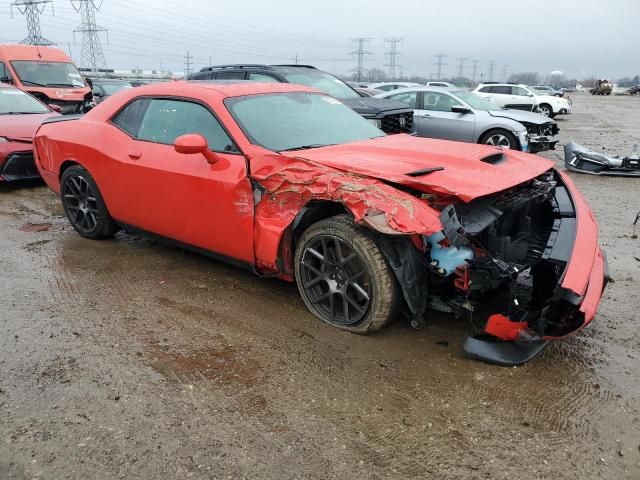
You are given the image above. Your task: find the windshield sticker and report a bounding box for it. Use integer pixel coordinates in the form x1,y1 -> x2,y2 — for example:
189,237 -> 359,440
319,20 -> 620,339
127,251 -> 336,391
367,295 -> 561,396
72,80 -> 85,87
68,73 -> 82,78
0,90 -> 24,95
323,97 -> 342,105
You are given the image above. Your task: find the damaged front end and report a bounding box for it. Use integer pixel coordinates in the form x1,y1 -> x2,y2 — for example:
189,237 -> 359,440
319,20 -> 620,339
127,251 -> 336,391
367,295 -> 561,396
414,170 -> 608,365
521,122 -> 559,153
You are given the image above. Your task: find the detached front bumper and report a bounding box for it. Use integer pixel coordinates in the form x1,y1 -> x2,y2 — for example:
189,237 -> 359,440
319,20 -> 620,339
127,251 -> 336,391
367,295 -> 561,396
464,171 -> 608,365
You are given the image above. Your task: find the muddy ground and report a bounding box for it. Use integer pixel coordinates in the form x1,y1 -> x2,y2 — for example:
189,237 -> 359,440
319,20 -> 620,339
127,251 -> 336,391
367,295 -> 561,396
1,93 -> 639,479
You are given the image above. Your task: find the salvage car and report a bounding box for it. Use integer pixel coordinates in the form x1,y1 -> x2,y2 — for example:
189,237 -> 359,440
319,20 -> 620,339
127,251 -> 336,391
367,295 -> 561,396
473,83 -> 571,118
188,64 -> 414,134
34,81 -> 608,365
376,87 -> 559,152
0,83 -> 59,182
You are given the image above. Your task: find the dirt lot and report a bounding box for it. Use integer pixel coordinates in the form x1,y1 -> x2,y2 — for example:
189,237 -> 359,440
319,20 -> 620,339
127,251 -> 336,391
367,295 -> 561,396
1,93 -> 639,479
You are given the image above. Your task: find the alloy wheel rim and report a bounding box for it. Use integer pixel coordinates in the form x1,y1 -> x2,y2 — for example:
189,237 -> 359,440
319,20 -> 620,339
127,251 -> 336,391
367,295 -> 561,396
486,134 -> 511,148
300,235 -> 371,326
62,175 -> 99,233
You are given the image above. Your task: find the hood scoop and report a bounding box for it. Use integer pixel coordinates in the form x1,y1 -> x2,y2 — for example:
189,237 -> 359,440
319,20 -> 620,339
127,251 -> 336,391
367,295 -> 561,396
481,153 -> 506,165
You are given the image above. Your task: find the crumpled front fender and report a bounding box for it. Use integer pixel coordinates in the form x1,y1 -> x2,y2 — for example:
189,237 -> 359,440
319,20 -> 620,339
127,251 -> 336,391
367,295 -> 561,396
250,154 -> 443,272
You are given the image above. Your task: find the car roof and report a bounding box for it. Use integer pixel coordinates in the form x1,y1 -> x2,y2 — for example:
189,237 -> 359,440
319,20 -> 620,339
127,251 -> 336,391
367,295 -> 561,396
0,44 -> 71,62
132,80 -> 319,99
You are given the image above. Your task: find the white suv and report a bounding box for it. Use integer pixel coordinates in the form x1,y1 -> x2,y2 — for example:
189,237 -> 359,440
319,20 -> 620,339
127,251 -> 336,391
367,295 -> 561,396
472,83 -> 571,118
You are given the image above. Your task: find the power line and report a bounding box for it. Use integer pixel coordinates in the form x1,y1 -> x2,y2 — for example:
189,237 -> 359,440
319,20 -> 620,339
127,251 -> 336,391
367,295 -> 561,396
71,0 -> 108,72
350,37 -> 372,82
10,0 -> 54,45
384,37 -> 403,79
433,54 -> 447,80
455,57 -> 467,78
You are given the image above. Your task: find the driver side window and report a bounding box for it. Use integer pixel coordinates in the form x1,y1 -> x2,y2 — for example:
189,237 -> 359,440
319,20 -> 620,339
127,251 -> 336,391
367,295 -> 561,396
512,86 -> 529,96
389,91 -> 418,108
422,92 -> 461,112
112,98 -> 238,153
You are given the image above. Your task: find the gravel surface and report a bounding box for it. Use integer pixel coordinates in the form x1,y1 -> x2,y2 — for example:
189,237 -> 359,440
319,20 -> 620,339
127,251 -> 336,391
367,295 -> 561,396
1,93 -> 639,479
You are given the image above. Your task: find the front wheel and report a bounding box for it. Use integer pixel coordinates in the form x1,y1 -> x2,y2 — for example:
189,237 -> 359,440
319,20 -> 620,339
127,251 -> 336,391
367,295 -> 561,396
479,129 -> 519,150
294,215 -> 398,334
538,103 -> 553,117
60,165 -> 120,239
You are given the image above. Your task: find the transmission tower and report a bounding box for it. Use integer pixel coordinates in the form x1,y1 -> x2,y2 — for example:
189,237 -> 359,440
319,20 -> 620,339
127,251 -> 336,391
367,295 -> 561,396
10,0 -> 54,46
433,54 -> 447,80
488,61 -> 496,82
71,0 -> 108,72
471,60 -> 479,82
501,65 -> 509,82
455,57 -> 467,78
350,38 -> 372,83
184,50 -> 193,76
384,37 -> 404,79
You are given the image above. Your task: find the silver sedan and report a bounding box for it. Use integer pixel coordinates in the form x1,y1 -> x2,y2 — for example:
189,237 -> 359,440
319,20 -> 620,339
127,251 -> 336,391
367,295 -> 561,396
376,87 -> 559,153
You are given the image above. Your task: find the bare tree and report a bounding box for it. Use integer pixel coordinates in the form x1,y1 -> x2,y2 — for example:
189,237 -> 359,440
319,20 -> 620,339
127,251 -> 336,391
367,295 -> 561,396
507,72 -> 541,85
367,68 -> 388,83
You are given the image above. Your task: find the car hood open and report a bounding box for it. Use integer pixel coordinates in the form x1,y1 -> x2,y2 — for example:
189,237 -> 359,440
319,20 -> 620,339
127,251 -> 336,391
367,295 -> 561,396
488,109 -> 553,125
281,134 -> 555,202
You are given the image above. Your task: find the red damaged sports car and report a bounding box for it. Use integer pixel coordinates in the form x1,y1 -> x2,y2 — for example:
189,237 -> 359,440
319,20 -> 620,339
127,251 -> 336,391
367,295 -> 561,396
1,83 -> 60,182
34,81 -> 608,365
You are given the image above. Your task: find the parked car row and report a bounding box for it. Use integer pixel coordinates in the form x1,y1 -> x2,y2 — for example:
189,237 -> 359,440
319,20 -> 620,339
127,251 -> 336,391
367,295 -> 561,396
1,48 -> 608,366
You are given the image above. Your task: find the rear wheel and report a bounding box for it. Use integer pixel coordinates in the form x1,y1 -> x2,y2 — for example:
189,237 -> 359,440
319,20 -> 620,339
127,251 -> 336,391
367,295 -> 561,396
479,129 -> 519,150
294,215 -> 398,334
60,165 -> 119,239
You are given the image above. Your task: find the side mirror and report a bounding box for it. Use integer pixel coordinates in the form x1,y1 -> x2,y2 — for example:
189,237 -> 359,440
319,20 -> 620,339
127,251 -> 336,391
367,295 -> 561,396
48,104 -> 62,113
527,93 -> 534,97
174,133 -> 218,164
0,76 -> 12,84
451,106 -> 472,114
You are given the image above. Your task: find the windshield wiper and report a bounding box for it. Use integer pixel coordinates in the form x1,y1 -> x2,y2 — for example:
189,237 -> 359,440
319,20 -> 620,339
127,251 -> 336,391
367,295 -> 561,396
19,80 -> 47,87
278,143 -> 337,152
46,83 -> 80,87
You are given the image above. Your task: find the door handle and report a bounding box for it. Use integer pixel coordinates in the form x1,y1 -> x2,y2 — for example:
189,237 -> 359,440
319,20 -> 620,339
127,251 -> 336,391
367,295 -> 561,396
416,113 -> 431,118
128,150 -> 142,160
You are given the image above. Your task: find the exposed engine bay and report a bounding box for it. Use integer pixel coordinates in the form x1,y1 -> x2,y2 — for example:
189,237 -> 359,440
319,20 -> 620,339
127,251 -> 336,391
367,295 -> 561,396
378,170 -> 585,364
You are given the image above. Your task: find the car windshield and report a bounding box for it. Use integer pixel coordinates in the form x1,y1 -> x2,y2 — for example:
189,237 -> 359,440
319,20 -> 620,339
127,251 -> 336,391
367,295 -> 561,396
226,92 -> 384,152
0,88 -> 49,114
452,91 -> 501,111
100,83 -> 133,95
10,61 -> 86,88
280,70 -> 360,99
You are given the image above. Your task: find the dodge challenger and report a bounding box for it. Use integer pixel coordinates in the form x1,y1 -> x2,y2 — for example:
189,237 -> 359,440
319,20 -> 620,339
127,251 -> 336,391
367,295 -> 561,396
33,81 -> 608,365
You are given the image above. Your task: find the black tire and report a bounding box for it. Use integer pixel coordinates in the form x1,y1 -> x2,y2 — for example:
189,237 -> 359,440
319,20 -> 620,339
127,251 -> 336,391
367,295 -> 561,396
538,103 -> 553,117
294,215 -> 398,334
479,129 -> 519,150
60,165 -> 119,239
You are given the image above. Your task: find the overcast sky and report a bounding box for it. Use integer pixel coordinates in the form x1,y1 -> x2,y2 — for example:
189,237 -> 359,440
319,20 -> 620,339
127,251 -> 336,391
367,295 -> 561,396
1,0 -> 638,79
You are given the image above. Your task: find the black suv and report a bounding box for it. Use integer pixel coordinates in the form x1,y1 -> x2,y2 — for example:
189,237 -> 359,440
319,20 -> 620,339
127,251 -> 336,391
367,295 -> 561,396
188,64 -> 414,134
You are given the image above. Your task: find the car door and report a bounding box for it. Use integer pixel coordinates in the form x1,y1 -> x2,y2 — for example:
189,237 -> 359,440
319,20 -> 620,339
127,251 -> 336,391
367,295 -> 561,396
107,97 -> 255,263
414,91 -> 475,141
507,86 -> 536,111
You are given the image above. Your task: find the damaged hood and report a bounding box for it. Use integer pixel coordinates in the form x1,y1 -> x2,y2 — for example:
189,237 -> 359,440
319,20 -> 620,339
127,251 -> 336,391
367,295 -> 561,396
281,135 -> 554,202
488,109 -> 552,125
